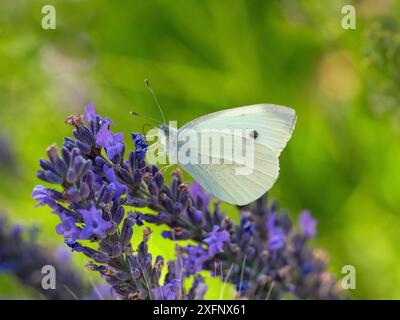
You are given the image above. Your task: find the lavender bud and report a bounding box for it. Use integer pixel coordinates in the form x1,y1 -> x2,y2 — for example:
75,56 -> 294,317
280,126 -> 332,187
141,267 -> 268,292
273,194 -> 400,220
141,214 -> 159,224
178,191 -> 189,206
128,151 -> 135,170
127,197 -> 149,207
95,156 -> 107,168
76,140 -> 91,154
162,195 -> 175,214
44,170 -> 63,184
154,171 -> 164,189
46,188 -> 64,201
92,253 -> 111,263
63,137 -> 75,150
151,165 -> 159,175
117,167 -> 133,185
155,256 -> 164,272
133,170 -> 142,184
146,178 -> 159,196
97,185 -> 108,204
112,206 -> 125,227
66,168 -> 77,184
36,170 -> 47,182
61,147 -> 71,165
120,216 -> 134,248
112,242 -> 123,257
81,159 -> 92,176
82,170 -> 94,186
102,184 -> 115,203
39,159 -> 56,172
54,158 -> 68,176
171,178 -> 178,200
79,126 -> 96,145
175,202 -> 184,215
80,182 -> 90,198
46,144 -> 59,163
99,239 -> 114,255
73,156 -> 84,175
142,256 -> 152,271
162,228 -> 192,240
187,206 -> 204,225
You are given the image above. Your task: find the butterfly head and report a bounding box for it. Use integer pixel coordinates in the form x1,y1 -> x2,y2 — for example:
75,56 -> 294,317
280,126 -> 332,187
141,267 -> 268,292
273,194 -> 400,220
159,123 -> 178,142
158,123 -> 178,161
159,123 -> 170,137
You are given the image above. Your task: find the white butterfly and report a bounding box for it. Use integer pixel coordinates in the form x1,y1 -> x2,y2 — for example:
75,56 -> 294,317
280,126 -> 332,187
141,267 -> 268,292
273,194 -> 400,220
147,104 -> 296,206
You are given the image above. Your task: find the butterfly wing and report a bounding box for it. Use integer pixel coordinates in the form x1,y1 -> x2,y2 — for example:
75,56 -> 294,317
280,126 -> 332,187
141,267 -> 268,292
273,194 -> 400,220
176,104 -> 296,205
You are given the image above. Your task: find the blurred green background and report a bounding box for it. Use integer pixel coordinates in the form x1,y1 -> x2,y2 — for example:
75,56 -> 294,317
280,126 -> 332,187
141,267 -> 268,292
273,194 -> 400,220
1,0 -> 400,299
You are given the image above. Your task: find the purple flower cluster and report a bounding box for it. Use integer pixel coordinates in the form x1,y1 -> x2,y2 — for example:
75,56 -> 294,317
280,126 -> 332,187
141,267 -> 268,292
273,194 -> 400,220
33,103 -> 206,300
0,214 -> 88,300
33,103 -> 344,300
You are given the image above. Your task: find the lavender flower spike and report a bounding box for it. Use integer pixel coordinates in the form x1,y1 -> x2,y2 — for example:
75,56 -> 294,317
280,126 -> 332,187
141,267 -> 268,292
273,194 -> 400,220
0,214 -> 88,300
34,103 -> 344,300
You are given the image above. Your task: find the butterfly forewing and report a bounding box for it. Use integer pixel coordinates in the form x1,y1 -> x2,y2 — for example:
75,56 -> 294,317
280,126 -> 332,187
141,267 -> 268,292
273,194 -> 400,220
173,104 -> 296,205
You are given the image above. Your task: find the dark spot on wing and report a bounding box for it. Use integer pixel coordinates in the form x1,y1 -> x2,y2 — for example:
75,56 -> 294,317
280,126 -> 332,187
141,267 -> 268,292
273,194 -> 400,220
249,130 -> 258,139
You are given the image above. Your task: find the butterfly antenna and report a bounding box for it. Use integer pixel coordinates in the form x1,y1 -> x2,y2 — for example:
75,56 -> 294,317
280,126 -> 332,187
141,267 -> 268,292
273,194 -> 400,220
145,79 -> 166,124
130,111 -> 161,125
